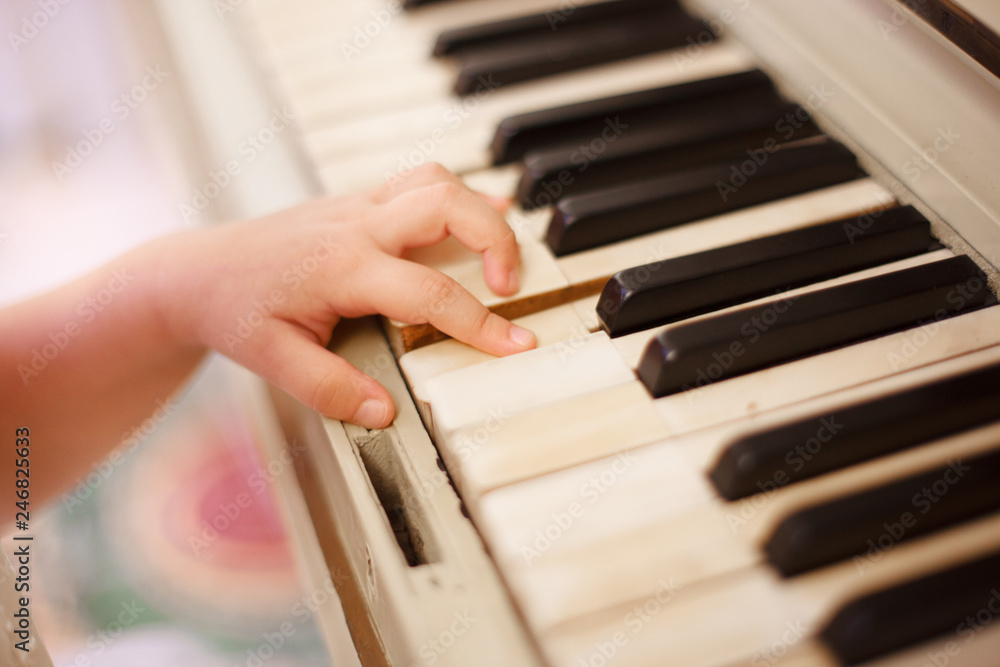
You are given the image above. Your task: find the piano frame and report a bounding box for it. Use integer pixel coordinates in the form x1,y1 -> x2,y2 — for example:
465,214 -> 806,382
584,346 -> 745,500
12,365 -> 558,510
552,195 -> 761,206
141,0 -> 1000,665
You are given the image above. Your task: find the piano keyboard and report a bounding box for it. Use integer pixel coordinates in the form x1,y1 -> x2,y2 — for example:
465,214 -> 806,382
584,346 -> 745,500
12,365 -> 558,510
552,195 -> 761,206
237,0 -> 1000,665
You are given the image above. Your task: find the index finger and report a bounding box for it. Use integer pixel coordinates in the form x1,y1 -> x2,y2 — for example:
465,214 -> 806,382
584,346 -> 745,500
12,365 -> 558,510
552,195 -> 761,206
361,256 -> 536,357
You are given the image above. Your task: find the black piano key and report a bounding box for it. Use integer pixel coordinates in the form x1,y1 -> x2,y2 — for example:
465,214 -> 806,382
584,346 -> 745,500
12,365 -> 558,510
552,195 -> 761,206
599,206 -> 932,337
711,361 -> 1000,502
518,100 -> 820,209
434,0 -> 676,56
820,550 -> 1000,665
764,448 -> 1000,577
636,255 -> 994,398
492,69 -> 775,165
546,138 -> 861,257
454,9 -> 710,96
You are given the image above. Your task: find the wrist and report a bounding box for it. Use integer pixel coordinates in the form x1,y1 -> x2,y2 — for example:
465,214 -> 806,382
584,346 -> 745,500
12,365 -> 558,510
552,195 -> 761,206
137,229 -> 210,349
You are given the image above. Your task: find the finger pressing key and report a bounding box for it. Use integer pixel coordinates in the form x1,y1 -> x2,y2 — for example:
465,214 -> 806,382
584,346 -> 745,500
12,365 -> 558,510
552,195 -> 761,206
366,256 -> 536,357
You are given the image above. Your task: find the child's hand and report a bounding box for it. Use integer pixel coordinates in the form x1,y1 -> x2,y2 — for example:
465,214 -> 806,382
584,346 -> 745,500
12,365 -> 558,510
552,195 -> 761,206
157,164 -> 537,429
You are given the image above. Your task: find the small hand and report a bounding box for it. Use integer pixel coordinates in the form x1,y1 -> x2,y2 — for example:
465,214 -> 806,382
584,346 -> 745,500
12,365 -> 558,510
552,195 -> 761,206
160,163 -> 537,428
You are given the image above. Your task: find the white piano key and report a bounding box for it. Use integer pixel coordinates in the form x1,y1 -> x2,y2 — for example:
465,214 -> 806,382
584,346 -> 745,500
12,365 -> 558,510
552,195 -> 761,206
308,43 -> 755,179
256,0 -> 608,76
496,421 -> 1000,633
542,511 -> 1000,667
474,312 -> 1000,565
423,330 -> 635,444
458,164 -> 523,200
443,380 -> 669,496
400,298 -> 594,429
426,248 -> 958,470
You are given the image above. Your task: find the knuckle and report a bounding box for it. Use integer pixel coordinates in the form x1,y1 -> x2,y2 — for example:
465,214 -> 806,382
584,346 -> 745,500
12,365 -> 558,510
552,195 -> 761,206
425,181 -> 464,210
416,162 -> 452,182
419,271 -> 460,318
468,307 -> 493,338
309,369 -> 352,416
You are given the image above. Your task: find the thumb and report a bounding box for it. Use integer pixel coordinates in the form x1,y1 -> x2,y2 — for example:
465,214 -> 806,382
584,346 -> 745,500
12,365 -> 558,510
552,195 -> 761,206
240,323 -> 395,429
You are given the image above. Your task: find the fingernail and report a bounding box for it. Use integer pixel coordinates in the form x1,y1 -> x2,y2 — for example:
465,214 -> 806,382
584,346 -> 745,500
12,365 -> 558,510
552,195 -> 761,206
509,325 -> 534,348
355,399 -> 389,429
507,268 -> 519,293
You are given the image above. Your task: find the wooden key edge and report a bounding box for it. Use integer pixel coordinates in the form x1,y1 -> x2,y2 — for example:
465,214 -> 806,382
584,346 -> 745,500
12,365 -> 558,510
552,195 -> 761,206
382,278 -> 607,356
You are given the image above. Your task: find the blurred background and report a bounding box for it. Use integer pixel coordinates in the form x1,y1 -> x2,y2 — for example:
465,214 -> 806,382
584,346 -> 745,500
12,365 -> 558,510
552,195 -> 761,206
0,1 -> 341,664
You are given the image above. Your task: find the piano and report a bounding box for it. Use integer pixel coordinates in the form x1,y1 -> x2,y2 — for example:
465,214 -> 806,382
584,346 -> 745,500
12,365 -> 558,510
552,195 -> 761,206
143,0 -> 1000,665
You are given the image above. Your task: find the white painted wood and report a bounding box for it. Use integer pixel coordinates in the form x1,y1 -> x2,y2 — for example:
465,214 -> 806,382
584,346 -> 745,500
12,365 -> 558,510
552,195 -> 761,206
272,318 -> 544,667
689,0 -> 1000,271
